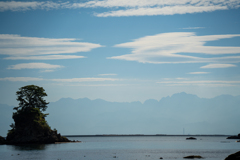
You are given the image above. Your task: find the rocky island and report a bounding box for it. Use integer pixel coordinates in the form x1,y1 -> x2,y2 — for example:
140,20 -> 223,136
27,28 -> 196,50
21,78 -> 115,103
227,134 -> 240,139
0,85 -> 72,144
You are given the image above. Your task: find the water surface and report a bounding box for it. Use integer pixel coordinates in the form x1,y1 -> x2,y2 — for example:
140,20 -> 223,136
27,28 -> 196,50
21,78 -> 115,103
0,136 -> 239,160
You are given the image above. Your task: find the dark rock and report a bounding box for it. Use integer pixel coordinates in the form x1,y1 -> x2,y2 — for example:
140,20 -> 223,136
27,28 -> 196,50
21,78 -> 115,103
186,137 -> 197,140
184,155 -> 203,159
6,107 -> 71,144
0,136 -> 6,144
227,134 -> 240,139
225,151 -> 240,160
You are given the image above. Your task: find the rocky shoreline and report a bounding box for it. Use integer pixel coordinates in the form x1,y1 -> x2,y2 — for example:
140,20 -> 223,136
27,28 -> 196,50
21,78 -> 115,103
227,134 -> 240,139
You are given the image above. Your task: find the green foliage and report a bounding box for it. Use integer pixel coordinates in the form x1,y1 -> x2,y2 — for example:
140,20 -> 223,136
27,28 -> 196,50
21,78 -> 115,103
6,85 -> 70,144
13,107 -> 50,132
7,85 -> 51,140
14,85 -> 49,112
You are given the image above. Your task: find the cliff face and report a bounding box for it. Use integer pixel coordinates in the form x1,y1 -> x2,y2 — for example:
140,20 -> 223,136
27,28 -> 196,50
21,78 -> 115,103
6,107 -> 69,144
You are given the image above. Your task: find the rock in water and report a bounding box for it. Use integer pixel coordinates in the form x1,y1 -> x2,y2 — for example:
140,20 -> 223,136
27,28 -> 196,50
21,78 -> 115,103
6,107 -> 70,144
184,155 -> 203,159
186,137 -> 197,140
226,134 -> 240,139
0,136 -> 6,144
225,151 -> 240,160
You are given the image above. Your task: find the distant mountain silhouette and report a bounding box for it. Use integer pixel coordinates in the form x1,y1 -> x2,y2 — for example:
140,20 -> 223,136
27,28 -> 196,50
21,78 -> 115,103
0,92 -> 239,136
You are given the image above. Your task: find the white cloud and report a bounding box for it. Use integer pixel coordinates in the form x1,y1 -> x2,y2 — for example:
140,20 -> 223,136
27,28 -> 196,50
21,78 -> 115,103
157,80 -> 240,87
0,77 -> 119,83
69,0 -> 240,17
7,63 -> 63,70
200,64 -> 237,68
0,34 -> 102,60
0,1 -> 60,12
188,72 -> 210,74
98,74 -> 117,76
181,27 -> 205,29
1,0 -> 240,17
51,78 -> 119,82
175,78 -> 188,80
0,77 -> 43,82
108,32 -> 240,65
95,5 -> 227,17
4,55 -> 85,60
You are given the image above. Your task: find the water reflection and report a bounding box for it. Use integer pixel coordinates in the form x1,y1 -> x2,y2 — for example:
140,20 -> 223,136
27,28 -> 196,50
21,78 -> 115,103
12,144 -> 47,151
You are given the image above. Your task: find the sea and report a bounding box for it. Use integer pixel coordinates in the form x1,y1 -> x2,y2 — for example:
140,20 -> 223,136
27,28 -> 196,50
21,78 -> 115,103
0,136 -> 239,160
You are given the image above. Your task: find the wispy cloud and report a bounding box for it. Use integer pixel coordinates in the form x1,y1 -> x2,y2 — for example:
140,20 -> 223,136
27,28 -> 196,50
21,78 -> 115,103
108,32 -> 240,65
4,55 -> 85,60
7,63 -> 63,70
98,74 -> 117,76
188,72 -> 210,74
157,80 -> 240,87
181,27 -> 205,29
0,1 -> 61,12
51,78 -> 119,83
1,0 -> 240,17
0,77 -> 44,82
0,34 -> 102,60
200,64 -> 237,68
0,77 -> 120,83
95,5 -> 227,17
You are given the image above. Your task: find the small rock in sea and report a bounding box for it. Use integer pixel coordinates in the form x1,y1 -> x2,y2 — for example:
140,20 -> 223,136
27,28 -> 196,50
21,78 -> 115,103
224,151 -> 240,160
113,156 -> 117,158
184,155 -> 203,159
186,137 -> 197,140
160,157 -> 163,159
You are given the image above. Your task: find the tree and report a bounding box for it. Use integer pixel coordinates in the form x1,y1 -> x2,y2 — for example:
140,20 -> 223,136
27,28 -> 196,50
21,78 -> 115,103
6,85 -> 70,144
14,85 -> 49,112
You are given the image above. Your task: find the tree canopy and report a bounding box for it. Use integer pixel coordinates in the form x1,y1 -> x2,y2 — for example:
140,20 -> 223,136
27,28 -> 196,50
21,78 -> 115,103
14,85 -> 49,112
5,85 -> 71,144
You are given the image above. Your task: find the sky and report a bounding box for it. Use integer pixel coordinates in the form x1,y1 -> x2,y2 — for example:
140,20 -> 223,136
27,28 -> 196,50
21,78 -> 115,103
0,0 -> 240,106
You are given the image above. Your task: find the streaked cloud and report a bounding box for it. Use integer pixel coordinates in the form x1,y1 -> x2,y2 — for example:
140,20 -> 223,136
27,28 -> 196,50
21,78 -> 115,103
51,78 -> 119,83
0,77 -> 119,83
4,55 -> 85,60
95,5 -> 227,17
1,0 -> 240,17
175,78 -> 188,80
7,63 -> 63,70
188,72 -> 210,74
200,64 -> 237,68
0,77 -> 43,82
98,74 -> 117,76
157,80 -> 240,87
181,27 -> 205,29
108,32 -> 240,65
0,34 -> 102,60
0,1 -> 61,12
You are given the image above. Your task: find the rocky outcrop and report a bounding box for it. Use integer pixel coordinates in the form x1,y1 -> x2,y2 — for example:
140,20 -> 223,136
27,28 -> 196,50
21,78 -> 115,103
225,151 -> 240,160
6,107 -> 71,144
227,134 -> 240,139
184,155 -> 203,159
0,136 -> 6,144
186,137 -> 197,140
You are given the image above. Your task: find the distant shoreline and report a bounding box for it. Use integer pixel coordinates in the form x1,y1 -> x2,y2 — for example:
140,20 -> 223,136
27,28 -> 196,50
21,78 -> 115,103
64,134 -> 232,137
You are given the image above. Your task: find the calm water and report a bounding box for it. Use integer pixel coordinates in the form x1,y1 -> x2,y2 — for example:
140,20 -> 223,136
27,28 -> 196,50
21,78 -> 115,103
0,136 -> 239,160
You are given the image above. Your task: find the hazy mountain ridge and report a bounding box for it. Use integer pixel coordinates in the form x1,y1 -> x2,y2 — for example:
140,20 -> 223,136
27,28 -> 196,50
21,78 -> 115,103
0,92 -> 239,136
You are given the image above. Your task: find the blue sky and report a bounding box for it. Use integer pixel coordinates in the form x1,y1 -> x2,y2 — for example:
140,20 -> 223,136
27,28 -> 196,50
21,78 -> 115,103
0,0 -> 240,106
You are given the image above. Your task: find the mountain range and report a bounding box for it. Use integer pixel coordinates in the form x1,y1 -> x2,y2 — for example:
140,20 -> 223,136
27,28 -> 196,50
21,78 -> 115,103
0,92 -> 239,136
